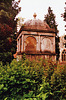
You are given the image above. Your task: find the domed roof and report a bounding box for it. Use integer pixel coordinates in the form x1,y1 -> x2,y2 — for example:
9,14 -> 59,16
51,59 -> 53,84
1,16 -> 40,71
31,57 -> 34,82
24,19 -> 50,29
19,13 -> 55,33
24,13 -> 50,30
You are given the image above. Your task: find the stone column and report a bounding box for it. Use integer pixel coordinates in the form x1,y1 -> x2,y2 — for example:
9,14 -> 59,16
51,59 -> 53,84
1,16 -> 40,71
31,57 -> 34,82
17,39 -> 18,52
39,35 -> 40,52
17,38 -> 20,52
19,39 -> 20,52
59,50 -> 62,62
22,35 -> 24,52
21,36 -> 22,52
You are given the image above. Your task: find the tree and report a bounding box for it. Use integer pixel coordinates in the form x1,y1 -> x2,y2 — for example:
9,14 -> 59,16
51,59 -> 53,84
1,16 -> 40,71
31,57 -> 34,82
64,2 -> 66,21
61,2 -> 66,31
44,7 -> 60,60
63,2 -> 66,31
44,7 -> 58,33
0,0 -> 21,64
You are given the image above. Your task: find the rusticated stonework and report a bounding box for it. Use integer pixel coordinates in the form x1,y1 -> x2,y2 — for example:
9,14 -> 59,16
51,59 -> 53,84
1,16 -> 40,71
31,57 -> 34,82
16,13 -> 56,61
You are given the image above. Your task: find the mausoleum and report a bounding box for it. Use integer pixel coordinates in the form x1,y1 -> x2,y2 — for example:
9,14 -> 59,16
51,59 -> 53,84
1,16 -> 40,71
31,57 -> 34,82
16,13 -> 56,60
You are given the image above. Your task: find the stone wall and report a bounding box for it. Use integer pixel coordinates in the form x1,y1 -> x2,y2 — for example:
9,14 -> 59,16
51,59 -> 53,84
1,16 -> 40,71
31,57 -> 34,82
17,30 -> 56,61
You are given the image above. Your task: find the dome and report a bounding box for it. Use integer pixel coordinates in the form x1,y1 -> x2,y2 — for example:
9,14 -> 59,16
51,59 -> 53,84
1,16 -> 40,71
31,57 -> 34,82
24,19 -> 50,29
19,13 -> 55,33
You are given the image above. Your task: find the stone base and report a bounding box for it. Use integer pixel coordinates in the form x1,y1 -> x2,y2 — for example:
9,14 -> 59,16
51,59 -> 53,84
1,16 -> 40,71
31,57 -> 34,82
17,53 -> 56,61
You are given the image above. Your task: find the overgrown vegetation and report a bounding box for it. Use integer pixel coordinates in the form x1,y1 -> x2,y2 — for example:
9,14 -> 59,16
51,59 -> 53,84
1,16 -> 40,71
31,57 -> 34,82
0,58 -> 66,100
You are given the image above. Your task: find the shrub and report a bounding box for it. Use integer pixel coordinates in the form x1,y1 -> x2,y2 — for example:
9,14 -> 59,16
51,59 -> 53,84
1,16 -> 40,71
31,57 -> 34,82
0,59 -> 66,99
34,63 -> 66,100
50,64 -> 66,100
0,59 -> 45,99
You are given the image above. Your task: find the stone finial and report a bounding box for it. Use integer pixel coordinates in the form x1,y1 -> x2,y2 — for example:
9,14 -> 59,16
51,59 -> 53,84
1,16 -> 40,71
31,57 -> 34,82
33,13 -> 37,19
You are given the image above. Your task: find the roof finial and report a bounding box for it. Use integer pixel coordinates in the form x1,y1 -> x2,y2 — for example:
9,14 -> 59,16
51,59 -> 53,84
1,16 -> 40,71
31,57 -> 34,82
33,13 -> 37,19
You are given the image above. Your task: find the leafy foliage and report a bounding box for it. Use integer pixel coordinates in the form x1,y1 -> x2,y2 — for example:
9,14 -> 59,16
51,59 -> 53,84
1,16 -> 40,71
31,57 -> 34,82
64,2 -> 66,21
0,0 -> 21,64
63,2 -> 66,31
0,58 -> 66,99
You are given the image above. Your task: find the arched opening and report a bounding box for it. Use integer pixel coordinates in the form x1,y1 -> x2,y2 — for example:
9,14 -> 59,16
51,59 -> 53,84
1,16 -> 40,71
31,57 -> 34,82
62,50 -> 66,61
25,37 -> 36,53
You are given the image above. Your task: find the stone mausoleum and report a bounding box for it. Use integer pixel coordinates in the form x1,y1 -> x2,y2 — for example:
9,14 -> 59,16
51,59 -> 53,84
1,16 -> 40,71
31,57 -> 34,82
16,13 -> 56,60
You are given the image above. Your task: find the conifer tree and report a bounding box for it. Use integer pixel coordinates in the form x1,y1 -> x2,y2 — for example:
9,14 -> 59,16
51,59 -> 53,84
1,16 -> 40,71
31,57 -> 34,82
64,2 -> 66,31
64,2 -> 66,22
44,7 -> 60,60
61,2 -> 66,31
0,0 -> 21,64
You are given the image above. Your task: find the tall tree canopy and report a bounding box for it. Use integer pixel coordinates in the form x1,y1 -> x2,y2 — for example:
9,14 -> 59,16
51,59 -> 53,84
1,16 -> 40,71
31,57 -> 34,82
44,7 -> 58,33
44,7 -> 59,60
64,2 -> 66,21
0,0 -> 21,64
61,2 -> 66,31
64,2 -> 66,31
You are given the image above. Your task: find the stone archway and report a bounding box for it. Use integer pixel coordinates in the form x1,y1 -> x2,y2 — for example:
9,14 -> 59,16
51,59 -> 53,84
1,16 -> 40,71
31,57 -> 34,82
25,36 -> 36,53
62,50 -> 66,61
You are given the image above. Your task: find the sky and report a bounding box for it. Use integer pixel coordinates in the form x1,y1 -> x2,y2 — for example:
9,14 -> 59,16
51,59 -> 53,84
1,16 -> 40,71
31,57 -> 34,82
16,0 -> 66,36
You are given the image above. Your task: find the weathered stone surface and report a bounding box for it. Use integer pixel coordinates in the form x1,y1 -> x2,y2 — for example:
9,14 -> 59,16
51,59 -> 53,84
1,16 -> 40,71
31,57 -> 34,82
59,35 -> 66,62
16,14 -> 56,61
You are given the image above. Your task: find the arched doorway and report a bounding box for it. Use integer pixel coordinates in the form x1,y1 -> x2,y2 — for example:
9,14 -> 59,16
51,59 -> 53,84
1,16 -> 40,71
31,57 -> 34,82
25,37 -> 36,53
62,50 -> 66,61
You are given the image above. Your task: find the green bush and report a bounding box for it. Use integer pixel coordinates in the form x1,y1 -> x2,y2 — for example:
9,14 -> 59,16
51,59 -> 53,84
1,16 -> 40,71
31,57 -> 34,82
0,58 -> 66,100
50,64 -> 66,100
0,59 -> 45,99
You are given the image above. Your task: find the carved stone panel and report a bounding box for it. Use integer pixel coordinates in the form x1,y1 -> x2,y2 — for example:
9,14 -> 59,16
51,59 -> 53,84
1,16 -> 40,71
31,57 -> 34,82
41,38 -> 52,52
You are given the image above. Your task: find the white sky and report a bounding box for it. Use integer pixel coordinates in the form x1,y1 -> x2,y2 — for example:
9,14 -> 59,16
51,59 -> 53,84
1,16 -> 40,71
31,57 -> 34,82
17,0 -> 66,36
